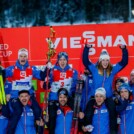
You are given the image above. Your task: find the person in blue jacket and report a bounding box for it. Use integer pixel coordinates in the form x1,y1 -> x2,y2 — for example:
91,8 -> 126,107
116,83 -> 134,134
129,69 -> 134,97
55,88 -> 73,134
0,104 -> 8,134
82,87 -> 117,134
4,48 -> 47,134
43,51 -> 78,134
15,90 -> 44,134
82,44 -> 128,98
78,68 -> 93,132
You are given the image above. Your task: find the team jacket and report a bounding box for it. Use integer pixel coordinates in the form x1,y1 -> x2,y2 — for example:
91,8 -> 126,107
119,101 -> 134,134
15,106 -> 36,134
5,60 -> 45,98
49,65 -> 78,100
91,104 -> 110,134
0,114 -> 8,134
55,106 -> 73,134
83,46 -> 128,97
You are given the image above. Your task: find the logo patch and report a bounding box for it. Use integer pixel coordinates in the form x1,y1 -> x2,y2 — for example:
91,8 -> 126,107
20,71 -> 26,77
60,72 -> 66,78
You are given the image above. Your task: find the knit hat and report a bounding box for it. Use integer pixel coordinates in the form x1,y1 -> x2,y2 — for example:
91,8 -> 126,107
58,88 -> 69,98
95,87 -> 106,97
118,83 -> 131,92
115,78 -> 125,85
99,49 -> 110,62
57,52 -> 68,61
18,48 -> 28,58
130,69 -> 134,75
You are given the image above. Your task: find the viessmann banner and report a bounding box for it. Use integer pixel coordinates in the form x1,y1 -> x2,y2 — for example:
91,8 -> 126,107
0,23 -> 134,77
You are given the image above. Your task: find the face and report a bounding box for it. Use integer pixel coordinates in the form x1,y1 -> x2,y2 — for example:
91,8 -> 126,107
95,94 -> 105,106
19,92 -> 30,106
18,54 -> 28,65
101,59 -> 109,69
58,57 -> 67,69
120,89 -> 129,100
58,94 -> 68,106
116,82 -> 123,91
130,73 -> 134,84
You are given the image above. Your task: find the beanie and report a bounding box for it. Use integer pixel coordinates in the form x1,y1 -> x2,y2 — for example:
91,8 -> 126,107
130,69 -> 134,75
118,83 -> 131,92
18,48 -> 28,59
58,88 -> 69,98
95,87 -> 106,97
99,49 -> 110,62
57,52 -> 68,61
115,78 -> 125,85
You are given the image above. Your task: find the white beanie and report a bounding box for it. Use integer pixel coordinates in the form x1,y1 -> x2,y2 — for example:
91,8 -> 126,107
18,48 -> 28,58
130,69 -> 134,75
99,49 -> 110,62
95,87 -> 106,97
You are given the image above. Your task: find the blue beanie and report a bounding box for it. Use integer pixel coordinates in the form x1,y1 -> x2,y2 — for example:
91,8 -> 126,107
57,52 -> 68,61
58,88 -> 69,98
118,83 -> 131,92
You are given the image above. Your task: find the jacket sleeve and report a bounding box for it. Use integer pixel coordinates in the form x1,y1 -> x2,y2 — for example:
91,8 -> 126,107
116,99 -> 128,113
32,66 -> 50,81
118,47 -> 128,67
105,98 -> 118,133
70,69 -> 78,96
83,98 -> 95,126
112,47 -> 128,74
82,46 -> 92,69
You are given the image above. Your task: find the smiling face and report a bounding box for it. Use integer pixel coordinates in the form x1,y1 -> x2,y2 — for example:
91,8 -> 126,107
101,59 -> 109,69
58,94 -> 68,106
19,92 -> 30,106
120,89 -> 129,100
95,93 -> 106,106
58,57 -> 67,69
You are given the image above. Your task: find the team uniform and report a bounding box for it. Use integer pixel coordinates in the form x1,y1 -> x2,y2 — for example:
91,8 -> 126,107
83,46 -> 128,98
55,106 -> 73,134
4,60 -> 46,134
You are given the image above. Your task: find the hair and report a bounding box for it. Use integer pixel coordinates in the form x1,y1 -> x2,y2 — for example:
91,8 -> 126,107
18,90 -> 30,96
97,61 -> 113,76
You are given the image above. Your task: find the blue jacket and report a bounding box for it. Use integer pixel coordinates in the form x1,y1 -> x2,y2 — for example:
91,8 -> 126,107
48,64 -> 78,101
83,46 -> 128,97
80,74 -> 93,112
15,106 -> 36,134
55,107 -> 73,134
92,104 -> 110,134
0,114 -> 8,134
5,60 -> 45,98
119,101 -> 134,134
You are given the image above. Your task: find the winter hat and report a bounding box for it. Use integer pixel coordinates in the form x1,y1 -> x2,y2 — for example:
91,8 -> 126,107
57,52 -> 68,61
18,48 -> 28,58
95,87 -> 106,97
99,49 -> 110,62
115,78 -> 125,85
118,83 -> 131,92
58,88 -> 69,98
130,69 -> 134,75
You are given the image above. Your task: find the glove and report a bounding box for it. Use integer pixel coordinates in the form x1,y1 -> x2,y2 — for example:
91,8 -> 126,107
120,44 -> 126,49
85,125 -> 94,132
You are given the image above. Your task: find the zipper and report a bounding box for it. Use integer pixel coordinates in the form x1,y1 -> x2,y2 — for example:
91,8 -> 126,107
24,107 -> 27,134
